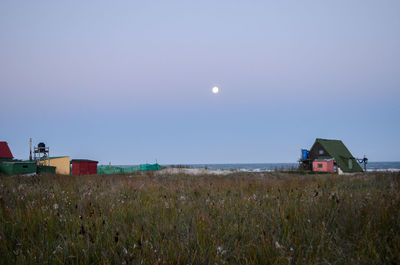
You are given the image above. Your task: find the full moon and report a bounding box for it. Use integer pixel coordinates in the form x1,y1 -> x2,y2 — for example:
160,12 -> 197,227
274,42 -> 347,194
212,86 -> 219,94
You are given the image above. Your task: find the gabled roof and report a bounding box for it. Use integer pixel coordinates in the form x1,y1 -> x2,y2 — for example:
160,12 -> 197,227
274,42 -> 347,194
71,159 -> 98,163
312,138 -> 363,172
0,142 -> 13,159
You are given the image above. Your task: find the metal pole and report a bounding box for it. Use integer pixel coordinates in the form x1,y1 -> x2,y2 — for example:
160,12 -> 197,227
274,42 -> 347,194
29,138 -> 32,161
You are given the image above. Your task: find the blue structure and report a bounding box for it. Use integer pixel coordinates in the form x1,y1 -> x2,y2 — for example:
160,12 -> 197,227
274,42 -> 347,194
301,149 -> 309,160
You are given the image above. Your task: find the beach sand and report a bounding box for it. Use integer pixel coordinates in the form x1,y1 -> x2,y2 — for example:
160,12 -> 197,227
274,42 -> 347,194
156,167 -> 231,175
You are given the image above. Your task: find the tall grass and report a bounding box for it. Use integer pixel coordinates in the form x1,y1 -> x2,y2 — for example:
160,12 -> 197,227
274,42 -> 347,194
0,172 -> 399,264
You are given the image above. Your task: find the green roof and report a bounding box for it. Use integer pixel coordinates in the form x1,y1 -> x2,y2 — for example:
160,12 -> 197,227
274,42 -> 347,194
312,138 -> 363,173
39,156 -> 69,160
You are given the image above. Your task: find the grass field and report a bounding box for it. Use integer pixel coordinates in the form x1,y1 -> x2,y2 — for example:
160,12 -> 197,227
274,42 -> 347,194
0,172 -> 399,264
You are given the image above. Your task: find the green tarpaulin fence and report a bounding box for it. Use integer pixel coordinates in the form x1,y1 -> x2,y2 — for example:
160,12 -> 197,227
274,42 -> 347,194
122,165 -> 141,173
140,163 -> 162,171
97,163 -> 161,175
97,166 -> 123,175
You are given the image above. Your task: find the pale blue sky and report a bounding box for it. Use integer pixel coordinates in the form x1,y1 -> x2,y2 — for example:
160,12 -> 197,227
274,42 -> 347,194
1,0 -> 399,164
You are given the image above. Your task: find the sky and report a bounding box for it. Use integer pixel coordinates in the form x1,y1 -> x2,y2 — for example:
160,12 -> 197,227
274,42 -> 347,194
1,0 -> 399,164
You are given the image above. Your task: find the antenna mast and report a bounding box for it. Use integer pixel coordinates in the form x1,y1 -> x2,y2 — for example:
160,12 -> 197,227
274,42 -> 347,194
29,138 -> 32,161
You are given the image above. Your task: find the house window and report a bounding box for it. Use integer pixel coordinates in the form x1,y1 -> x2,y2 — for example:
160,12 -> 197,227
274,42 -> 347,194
319,150 -> 324,155
318,163 -> 323,168
349,159 -> 353,169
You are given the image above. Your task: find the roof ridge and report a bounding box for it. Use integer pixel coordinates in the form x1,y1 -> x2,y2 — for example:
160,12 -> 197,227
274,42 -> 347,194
317,138 -> 342,142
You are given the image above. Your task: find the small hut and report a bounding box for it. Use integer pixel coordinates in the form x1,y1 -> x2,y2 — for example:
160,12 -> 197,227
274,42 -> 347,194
39,156 -> 71,175
0,141 -> 37,175
71,159 -> 98,175
308,138 -> 363,173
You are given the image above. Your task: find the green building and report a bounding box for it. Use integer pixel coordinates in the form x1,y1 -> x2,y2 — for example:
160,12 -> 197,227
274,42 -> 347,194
0,161 -> 37,175
0,141 -> 37,175
308,138 -> 363,173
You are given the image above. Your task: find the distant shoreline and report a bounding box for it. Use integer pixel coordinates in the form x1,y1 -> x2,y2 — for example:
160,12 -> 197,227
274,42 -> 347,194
106,162 -> 400,173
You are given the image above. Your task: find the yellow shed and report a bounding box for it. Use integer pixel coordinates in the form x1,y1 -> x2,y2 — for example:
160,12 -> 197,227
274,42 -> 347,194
39,156 -> 70,175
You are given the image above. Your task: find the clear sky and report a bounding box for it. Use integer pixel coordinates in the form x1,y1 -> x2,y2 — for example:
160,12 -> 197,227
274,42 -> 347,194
1,0 -> 399,164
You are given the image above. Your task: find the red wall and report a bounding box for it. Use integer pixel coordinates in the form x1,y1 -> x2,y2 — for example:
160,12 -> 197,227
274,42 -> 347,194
71,162 -> 80,175
71,161 -> 98,175
88,162 -> 97,175
313,160 -> 335,173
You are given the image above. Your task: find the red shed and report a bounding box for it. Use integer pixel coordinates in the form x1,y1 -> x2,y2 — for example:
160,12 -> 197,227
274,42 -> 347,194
312,159 -> 335,173
0,142 -> 13,159
71,159 -> 98,175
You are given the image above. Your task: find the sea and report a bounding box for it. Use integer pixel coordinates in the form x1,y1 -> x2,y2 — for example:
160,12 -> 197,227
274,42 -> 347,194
165,162 -> 400,172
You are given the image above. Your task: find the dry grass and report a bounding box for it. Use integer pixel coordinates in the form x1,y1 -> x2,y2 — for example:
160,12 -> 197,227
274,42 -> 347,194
0,172 -> 399,264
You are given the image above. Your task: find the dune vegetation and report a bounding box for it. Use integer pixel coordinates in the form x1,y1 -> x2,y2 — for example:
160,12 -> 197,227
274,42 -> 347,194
0,171 -> 399,264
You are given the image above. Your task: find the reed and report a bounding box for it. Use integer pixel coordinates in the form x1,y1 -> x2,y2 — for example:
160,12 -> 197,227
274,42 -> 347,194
0,172 -> 399,264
